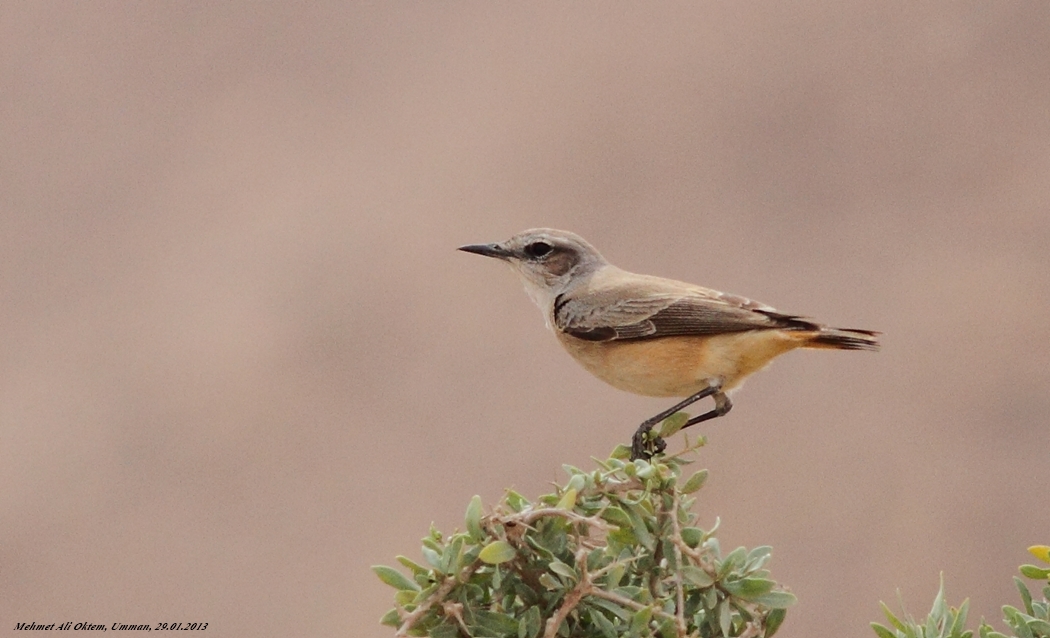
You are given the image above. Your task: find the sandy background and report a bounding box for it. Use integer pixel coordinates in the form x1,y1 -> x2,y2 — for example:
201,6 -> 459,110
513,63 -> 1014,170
2,2 -> 1048,637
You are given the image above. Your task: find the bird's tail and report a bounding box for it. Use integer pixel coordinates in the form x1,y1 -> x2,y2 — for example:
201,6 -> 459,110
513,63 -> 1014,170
803,327 -> 881,351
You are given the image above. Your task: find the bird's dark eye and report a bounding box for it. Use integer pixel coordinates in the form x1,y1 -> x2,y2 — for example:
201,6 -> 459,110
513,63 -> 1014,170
524,241 -> 553,259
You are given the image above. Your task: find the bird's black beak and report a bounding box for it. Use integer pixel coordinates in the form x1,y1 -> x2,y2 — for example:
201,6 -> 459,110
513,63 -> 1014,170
458,243 -> 513,260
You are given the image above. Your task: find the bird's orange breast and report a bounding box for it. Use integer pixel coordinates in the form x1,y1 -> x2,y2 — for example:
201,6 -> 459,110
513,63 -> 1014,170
555,329 -> 805,397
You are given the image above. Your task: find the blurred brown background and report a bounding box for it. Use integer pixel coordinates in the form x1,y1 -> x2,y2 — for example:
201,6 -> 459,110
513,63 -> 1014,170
2,2 -> 1048,637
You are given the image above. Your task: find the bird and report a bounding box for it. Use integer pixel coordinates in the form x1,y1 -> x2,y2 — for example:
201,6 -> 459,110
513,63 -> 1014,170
459,228 -> 879,460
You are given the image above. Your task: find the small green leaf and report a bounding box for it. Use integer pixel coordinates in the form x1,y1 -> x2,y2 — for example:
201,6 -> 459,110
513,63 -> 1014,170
610,444 -> 632,460
716,546 -> 747,579
601,506 -> 631,528
923,614 -> 937,638
635,460 -> 656,479
870,623 -> 897,638
589,597 -> 632,621
655,616 -> 676,638
682,565 -> 714,588
707,537 -> 722,560
724,577 -> 776,600
1001,605 -> 1021,626
440,536 -> 465,574
615,585 -> 649,602
753,590 -> 798,609
704,587 -> 718,610
979,627 -> 1010,638
549,559 -> 577,581
724,546 -> 747,568
461,543 -> 481,566
539,572 -> 561,591
681,469 -> 709,494
556,488 -> 578,511
589,608 -> 618,638
474,610 -> 520,636
659,411 -> 690,438
422,535 -> 442,551
412,582 -> 438,604
465,495 -> 484,541
718,600 -> 732,636
1015,577 -> 1034,615
430,625 -> 459,638
421,545 -> 443,572
745,546 -> 773,570
1020,565 -> 1050,580
765,608 -> 787,637
586,547 -> 606,572
396,555 -> 428,575
880,602 -> 907,631
372,565 -> 420,591
566,473 -> 587,493
624,503 -> 655,550
479,540 -> 517,565
662,538 -> 679,571
629,607 -> 653,634
607,527 -> 637,549
380,608 -> 401,627
520,605 -> 542,638
681,527 -> 704,548
605,563 -> 625,588
505,489 -> 529,512
949,599 -> 970,636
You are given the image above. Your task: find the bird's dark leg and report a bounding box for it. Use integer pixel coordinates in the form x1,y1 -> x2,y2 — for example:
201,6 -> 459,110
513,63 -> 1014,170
630,381 -> 724,461
679,392 -> 732,429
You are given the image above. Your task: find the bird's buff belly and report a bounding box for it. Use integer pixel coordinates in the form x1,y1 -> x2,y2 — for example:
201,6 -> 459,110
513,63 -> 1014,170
556,330 -> 802,398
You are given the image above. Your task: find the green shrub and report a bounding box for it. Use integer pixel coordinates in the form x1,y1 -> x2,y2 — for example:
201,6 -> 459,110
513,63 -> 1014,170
872,546 -> 1050,638
375,437 -> 794,638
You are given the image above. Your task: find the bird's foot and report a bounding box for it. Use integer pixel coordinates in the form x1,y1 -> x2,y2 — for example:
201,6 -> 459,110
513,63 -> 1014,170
630,423 -> 667,461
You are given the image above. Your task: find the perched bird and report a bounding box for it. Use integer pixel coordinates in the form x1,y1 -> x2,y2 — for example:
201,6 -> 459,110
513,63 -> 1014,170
459,228 -> 879,460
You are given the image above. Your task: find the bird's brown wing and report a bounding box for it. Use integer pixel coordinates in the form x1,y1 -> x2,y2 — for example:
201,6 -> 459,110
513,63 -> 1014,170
554,289 -> 819,342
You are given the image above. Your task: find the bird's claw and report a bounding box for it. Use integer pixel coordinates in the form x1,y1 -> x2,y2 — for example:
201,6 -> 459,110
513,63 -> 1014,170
630,424 -> 666,461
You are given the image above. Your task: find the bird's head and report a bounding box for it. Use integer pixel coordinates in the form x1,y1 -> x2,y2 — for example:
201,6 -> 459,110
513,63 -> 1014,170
458,228 -> 608,308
